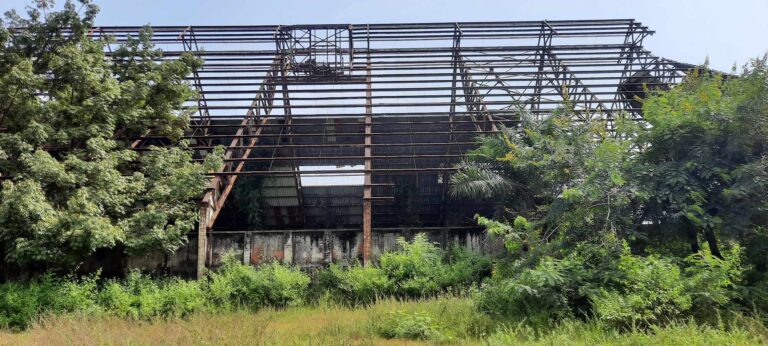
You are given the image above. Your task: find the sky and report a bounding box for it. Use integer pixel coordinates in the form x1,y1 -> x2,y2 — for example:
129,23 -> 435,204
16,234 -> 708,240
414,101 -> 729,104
2,0 -> 767,72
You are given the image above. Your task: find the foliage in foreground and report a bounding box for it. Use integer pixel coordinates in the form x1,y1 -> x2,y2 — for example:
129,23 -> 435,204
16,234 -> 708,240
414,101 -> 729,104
319,234 -> 492,304
0,234 -> 490,331
451,57 -> 768,329
0,1 -> 225,273
2,297 -> 767,346
476,242 -> 746,328
0,263 -> 310,330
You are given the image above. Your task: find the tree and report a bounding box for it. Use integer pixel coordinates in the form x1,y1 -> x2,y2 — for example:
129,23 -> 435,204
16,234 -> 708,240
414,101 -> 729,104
450,105 -> 639,255
452,57 -> 768,262
637,58 -> 768,258
0,1 -> 221,271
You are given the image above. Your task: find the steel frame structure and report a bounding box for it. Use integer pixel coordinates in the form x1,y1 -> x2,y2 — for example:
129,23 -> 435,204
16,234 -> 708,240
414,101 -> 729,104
88,20 -> 695,277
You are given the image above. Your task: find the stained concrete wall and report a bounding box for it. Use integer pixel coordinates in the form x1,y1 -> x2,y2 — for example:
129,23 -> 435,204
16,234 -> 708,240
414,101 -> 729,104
128,228 -> 502,276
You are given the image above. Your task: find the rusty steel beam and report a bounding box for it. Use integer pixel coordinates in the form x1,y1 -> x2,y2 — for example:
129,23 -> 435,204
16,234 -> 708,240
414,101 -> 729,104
65,20 -> 706,274
196,57 -> 281,278
180,27 -> 213,146
363,30 -> 373,266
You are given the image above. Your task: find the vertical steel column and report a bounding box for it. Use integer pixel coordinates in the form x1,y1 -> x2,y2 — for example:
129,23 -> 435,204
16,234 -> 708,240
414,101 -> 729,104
613,20 -> 648,116
450,24 -> 460,137
441,24 -> 461,228
363,25 -> 373,266
532,21 -> 554,117
197,194 -> 214,279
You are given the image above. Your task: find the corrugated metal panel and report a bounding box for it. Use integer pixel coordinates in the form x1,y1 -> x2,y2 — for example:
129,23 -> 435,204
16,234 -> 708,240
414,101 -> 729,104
262,166 -> 300,207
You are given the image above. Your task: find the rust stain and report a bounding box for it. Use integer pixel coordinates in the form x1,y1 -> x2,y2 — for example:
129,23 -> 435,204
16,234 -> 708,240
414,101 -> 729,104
273,250 -> 284,261
251,245 -> 263,264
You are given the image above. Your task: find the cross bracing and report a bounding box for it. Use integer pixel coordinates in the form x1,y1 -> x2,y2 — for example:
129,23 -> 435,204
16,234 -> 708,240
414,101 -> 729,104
84,20 -> 696,276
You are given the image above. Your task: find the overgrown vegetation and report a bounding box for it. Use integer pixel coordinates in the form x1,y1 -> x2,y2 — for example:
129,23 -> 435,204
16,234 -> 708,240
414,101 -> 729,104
451,55 -> 768,333
2,297 -> 767,345
2,1 -> 768,345
318,234 -> 491,305
0,234 -> 491,331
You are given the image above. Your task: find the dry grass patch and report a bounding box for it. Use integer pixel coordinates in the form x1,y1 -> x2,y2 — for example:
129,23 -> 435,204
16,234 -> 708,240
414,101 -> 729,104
1,297 -> 767,345
0,297 -> 478,345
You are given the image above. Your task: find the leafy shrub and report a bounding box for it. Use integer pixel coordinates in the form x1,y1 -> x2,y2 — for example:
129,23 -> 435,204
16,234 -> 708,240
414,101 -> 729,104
157,278 -> 208,318
443,246 -> 493,288
0,274 -> 101,330
208,258 -> 310,309
683,246 -> 744,317
478,241 -> 747,328
252,262 -> 311,307
590,246 -> 744,327
53,275 -> 101,314
97,271 -> 207,320
318,264 -> 392,305
379,233 -> 491,298
0,238 -> 489,330
372,310 -> 448,341
589,254 -> 691,326
207,258 -> 262,309
0,279 -> 54,330
97,280 -> 136,319
380,234 -> 445,297
476,256 -> 574,325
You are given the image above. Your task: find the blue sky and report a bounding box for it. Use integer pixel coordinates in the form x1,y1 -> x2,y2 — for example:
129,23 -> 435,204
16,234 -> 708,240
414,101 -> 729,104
3,0 -> 767,72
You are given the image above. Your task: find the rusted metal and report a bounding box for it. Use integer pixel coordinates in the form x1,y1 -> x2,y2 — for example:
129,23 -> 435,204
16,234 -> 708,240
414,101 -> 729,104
79,20 -> 698,273
363,29 -> 373,266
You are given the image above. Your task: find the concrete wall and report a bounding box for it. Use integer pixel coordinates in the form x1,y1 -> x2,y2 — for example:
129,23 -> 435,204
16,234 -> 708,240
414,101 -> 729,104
128,228 -> 502,276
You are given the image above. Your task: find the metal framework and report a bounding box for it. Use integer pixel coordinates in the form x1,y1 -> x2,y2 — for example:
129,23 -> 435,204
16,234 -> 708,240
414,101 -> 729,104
89,20 -> 695,277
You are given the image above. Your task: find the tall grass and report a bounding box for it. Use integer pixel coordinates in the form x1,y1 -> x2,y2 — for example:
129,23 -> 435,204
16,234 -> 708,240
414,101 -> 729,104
2,297 -> 766,346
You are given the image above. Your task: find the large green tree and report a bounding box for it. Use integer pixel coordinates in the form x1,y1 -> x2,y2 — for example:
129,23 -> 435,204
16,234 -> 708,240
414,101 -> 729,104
638,58 -> 768,258
0,1 -> 220,270
452,57 -> 768,261
451,105 -> 639,255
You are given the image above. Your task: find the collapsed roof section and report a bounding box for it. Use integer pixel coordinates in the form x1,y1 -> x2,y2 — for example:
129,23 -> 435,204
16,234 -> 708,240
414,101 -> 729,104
92,20 -> 695,276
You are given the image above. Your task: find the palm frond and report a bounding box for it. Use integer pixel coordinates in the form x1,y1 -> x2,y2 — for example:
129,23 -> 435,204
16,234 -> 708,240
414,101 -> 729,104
449,163 -> 511,199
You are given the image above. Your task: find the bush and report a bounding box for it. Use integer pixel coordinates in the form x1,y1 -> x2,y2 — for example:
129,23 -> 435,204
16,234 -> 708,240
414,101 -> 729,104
476,256 -> 574,325
372,310 -> 448,341
252,262 -> 311,307
0,238 -> 489,330
97,271 -> 208,320
684,246 -> 744,317
379,233 -> 492,298
0,274 -> 101,330
97,280 -> 136,319
208,259 -> 310,309
51,275 -> 101,314
157,278 -> 208,318
380,234 -> 445,297
318,264 -> 392,305
589,254 -> 691,326
478,241 -> 747,328
590,246 -> 744,327
317,239 -> 490,305
0,280 -> 53,330
443,245 -> 493,289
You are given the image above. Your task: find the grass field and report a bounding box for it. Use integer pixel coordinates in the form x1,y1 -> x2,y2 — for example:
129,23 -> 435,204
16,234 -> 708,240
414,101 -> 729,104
1,297 -> 766,345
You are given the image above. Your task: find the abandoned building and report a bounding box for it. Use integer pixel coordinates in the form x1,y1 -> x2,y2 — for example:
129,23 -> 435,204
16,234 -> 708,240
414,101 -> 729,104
88,20 -> 696,277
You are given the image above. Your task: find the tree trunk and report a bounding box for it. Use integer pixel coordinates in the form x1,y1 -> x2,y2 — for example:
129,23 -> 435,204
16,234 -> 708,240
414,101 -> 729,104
683,219 -> 701,253
704,228 -> 724,259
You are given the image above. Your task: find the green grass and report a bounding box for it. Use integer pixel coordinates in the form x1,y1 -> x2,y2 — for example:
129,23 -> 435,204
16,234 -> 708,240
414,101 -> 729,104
1,297 -> 766,345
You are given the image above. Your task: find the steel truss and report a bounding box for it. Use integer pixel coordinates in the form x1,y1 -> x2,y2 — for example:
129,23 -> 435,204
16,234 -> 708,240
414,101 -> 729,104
84,20 -> 696,276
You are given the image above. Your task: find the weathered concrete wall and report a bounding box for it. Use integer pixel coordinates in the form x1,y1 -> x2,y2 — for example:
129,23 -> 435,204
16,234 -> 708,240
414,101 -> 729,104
128,228 -> 502,276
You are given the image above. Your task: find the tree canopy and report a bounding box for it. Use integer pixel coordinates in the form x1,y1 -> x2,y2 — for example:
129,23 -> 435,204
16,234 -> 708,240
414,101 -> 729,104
0,0 -> 221,270
452,57 -> 768,261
